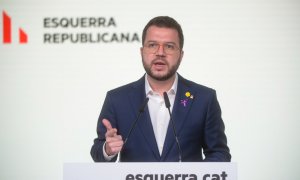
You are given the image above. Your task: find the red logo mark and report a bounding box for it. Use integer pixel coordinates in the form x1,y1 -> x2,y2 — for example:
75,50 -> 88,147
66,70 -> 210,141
2,11 -> 28,44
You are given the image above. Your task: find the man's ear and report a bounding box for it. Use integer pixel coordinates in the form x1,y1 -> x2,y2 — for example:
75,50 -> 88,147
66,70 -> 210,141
180,50 -> 184,62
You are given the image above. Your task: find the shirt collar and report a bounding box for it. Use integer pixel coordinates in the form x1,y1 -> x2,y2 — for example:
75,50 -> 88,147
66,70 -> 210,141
145,73 -> 178,96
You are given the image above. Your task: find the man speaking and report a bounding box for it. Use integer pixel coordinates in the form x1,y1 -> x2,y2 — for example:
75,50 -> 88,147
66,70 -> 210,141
91,16 -> 231,162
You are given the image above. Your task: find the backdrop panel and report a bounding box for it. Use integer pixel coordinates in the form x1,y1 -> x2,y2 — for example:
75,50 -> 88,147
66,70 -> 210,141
1,0 -> 300,180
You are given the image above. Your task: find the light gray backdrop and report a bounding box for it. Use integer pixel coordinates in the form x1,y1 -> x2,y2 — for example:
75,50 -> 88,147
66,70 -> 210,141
1,0 -> 300,179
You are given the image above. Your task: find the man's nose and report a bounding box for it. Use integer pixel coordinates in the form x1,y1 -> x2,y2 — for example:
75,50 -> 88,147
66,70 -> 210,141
156,44 -> 165,56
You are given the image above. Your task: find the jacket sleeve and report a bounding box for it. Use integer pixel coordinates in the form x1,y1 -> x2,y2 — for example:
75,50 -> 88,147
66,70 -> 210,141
90,92 -> 118,162
202,90 -> 231,162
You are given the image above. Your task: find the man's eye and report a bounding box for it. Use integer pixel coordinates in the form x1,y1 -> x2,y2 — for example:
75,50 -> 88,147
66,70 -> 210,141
165,44 -> 175,49
148,43 -> 157,48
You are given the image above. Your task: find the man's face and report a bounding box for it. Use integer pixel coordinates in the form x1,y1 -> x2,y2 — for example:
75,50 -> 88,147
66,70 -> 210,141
141,26 -> 184,81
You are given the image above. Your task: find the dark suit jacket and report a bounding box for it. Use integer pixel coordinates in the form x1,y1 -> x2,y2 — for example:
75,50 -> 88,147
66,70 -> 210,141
91,74 -> 231,162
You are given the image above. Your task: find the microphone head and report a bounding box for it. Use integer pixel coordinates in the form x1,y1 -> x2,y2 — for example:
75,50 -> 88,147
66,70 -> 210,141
163,92 -> 171,108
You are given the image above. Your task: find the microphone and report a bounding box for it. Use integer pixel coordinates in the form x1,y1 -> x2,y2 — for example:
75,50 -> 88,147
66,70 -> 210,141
163,92 -> 182,162
116,97 -> 149,162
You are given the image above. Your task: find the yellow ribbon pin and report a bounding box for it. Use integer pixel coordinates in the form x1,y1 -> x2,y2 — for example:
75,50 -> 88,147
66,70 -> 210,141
185,92 -> 191,97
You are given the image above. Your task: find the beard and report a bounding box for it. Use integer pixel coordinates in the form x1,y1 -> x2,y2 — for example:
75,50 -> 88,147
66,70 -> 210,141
142,57 -> 181,81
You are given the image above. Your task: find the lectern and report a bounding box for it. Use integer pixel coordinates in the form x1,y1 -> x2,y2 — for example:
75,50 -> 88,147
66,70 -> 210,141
64,162 -> 237,180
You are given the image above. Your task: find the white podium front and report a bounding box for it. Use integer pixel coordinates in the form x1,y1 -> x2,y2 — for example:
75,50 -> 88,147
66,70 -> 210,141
63,162 -> 237,180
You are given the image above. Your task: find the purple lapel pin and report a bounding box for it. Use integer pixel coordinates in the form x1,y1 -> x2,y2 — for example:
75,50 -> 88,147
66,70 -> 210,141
180,99 -> 188,107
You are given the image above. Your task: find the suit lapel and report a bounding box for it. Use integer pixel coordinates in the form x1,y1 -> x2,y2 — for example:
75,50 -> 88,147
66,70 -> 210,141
161,75 -> 195,161
128,76 -> 160,160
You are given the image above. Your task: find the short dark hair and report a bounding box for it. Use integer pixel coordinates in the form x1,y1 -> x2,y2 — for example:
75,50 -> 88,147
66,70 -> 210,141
142,16 -> 184,50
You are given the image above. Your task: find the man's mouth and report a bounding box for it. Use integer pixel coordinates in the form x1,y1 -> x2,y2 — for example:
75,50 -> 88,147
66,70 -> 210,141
153,60 -> 167,69
153,59 -> 167,66
154,61 -> 166,66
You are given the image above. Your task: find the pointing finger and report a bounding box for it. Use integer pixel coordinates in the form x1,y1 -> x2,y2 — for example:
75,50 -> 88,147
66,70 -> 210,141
102,119 -> 112,130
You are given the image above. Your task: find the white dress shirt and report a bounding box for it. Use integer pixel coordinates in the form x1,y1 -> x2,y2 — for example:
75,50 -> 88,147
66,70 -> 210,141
145,74 -> 178,155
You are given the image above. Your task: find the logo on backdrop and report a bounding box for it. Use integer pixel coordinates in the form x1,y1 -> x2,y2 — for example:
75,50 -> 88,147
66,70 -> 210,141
43,17 -> 140,44
1,10 -> 140,44
2,11 -> 28,44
